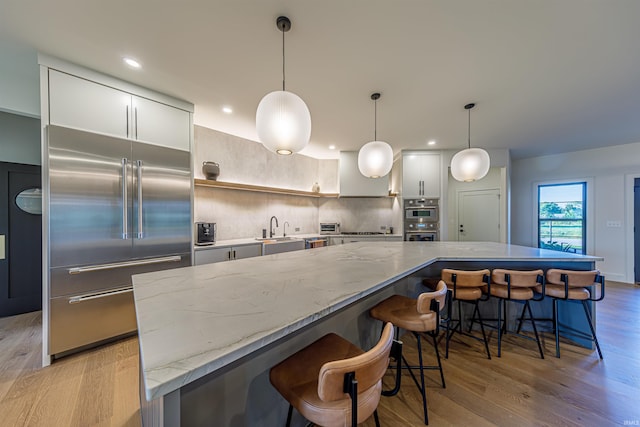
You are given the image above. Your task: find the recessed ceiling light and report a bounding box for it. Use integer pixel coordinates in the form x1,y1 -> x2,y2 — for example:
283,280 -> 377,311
328,145 -> 336,150
222,106 -> 233,114
428,140 -> 436,146
123,57 -> 141,69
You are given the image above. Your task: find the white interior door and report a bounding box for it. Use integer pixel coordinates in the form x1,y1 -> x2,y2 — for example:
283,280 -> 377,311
458,189 -> 501,242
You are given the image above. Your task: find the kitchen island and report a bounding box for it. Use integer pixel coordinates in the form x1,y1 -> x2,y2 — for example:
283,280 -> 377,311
132,242 -> 602,426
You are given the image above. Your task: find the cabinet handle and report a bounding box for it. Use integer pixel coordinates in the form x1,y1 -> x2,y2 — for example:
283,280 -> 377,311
126,105 -> 129,138
134,107 -> 138,139
233,250 -> 236,259
228,251 -> 232,260
121,158 -> 129,239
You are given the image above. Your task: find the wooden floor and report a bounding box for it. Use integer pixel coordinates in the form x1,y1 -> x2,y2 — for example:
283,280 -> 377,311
0,281 -> 639,426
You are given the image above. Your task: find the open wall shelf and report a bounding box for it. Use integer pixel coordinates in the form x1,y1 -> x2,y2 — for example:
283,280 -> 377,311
194,179 -> 339,198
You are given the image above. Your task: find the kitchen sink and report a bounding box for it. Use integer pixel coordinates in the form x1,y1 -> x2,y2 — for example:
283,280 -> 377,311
255,236 -> 294,242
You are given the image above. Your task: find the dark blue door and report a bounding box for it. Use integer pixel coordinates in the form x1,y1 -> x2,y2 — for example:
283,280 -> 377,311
0,162 -> 42,316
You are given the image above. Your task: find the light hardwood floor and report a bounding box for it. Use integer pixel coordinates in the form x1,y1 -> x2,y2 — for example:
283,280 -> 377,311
1,281 -> 639,426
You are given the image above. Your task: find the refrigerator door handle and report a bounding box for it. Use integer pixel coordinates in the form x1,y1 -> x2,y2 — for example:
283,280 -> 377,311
68,286 -> 133,304
136,160 -> 144,239
67,255 -> 182,275
122,158 -> 129,239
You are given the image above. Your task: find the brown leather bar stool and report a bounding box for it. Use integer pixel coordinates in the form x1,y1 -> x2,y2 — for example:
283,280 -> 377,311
541,269 -> 605,359
440,268 -> 491,359
490,269 -> 545,358
270,322 -> 394,427
369,280 -> 447,425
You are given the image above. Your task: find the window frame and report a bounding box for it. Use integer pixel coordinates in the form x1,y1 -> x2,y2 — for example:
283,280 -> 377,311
537,182 -> 586,254
532,178 -> 594,255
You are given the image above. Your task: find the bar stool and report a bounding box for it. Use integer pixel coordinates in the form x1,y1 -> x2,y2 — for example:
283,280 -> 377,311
490,269 -> 545,358
541,269 -> 605,359
269,322 -> 394,427
369,280 -> 447,425
440,269 -> 491,359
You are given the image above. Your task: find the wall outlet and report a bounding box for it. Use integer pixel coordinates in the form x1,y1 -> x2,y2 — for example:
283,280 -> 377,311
606,220 -> 622,228
295,227 -> 300,232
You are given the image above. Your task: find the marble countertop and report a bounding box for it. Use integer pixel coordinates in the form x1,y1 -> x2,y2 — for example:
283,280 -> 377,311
133,242 -> 602,401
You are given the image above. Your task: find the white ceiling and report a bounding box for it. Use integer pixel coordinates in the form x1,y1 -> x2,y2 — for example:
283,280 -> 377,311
2,0 -> 640,160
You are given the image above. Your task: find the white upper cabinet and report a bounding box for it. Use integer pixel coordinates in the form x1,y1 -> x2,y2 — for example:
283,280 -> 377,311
402,152 -> 441,198
47,69 -> 191,151
49,70 -> 131,139
339,151 -> 389,197
131,96 -> 190,150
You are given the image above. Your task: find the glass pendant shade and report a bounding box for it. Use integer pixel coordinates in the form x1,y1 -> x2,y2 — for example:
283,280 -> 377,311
358,140 -> 393,178
450,147 -> 490,182
256,90 -> 311,155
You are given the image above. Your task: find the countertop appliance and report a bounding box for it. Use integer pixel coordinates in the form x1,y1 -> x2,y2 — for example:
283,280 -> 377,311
196,222 -> 216,245
46,125 -> 192,356
320,222 -> 340,235
404,198 -> 439,241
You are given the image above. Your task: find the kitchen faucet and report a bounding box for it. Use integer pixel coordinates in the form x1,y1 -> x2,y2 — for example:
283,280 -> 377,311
270,216 -> 279,238
283,221 -> 290,237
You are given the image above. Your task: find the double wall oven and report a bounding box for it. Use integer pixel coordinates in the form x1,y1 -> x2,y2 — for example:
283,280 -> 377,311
404,198 -> 439,241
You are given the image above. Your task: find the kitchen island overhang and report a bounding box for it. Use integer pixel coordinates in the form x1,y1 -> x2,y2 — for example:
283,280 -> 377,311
132,242 -> 602,426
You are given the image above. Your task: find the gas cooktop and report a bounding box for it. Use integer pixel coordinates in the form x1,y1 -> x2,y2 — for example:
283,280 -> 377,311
340,232 -> 385,235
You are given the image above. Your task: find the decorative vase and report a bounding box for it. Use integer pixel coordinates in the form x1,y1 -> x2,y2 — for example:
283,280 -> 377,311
202,162 -> 220,180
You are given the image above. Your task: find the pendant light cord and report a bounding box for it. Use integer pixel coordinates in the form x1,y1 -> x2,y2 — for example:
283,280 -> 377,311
282,28 -> 286,91
467,107 -> 471,149
374,98 -> 377,141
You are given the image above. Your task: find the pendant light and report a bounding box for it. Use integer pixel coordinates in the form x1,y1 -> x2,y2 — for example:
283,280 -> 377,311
450,103 -> 490,182
358,93 -> 393,178
256,16 -> 311,155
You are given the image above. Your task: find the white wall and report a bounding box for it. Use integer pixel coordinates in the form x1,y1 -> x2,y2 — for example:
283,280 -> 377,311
0,41 -> 40,118
511,141 -> 640,283
0,111 -> 41,165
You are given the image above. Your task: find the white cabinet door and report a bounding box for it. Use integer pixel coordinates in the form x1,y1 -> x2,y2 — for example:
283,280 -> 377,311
421,153 -> 441,198
132,96 -> 190,151
327,236 -> 344,246
194,244 -> 262,265
402,152 -> 441,198
233,244 -> 262,260
402,154 -> 424,198
339,152 -> 389,197
194,247 -> 232,265
49,70 -> 131,139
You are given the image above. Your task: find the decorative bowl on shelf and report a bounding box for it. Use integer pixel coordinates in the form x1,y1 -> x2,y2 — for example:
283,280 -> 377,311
202,161 -> 220,180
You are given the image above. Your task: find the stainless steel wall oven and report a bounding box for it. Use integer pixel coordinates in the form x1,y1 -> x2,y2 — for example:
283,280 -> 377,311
404,198 -> 439,241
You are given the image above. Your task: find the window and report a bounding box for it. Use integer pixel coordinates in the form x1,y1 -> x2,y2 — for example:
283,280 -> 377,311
538,182 -> 586,254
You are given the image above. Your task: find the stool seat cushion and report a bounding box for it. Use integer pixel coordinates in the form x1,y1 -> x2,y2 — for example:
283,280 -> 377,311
490,284 -> 534,300
370,294 -> 438,332
270,333 -> 382,426
536,284 -> 589,300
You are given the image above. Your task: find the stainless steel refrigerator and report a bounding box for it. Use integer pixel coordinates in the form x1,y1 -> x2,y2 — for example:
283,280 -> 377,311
46,125 -> 192,356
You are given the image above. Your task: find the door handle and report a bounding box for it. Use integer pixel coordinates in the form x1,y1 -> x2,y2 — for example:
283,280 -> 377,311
136,160 -> 143,239
121,158 -> 129,239
0,235 -> 5,260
